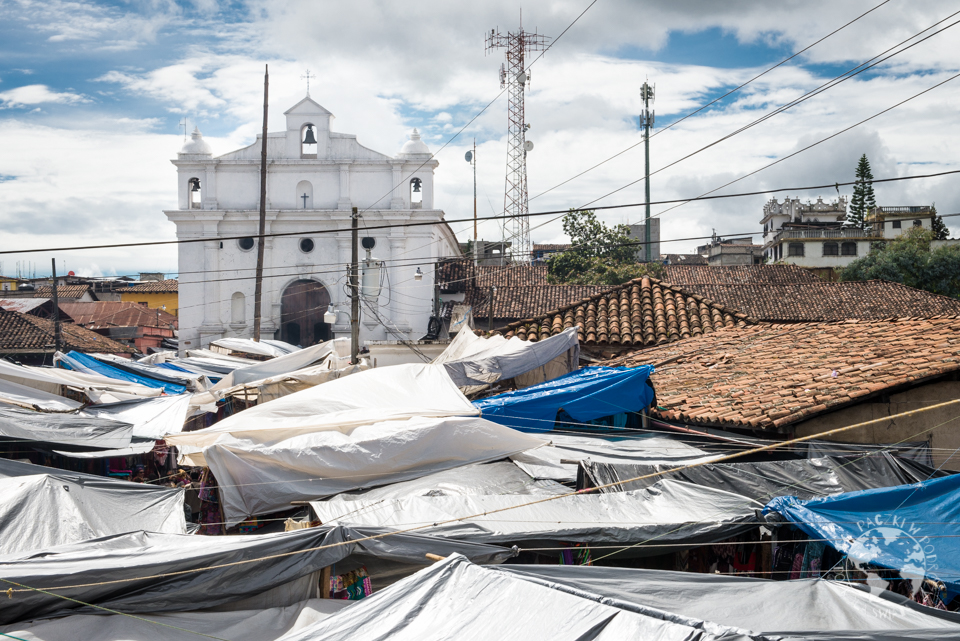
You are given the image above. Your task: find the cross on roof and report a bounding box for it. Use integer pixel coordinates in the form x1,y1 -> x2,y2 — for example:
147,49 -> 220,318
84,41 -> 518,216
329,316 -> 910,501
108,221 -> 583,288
301,69 -> 316,96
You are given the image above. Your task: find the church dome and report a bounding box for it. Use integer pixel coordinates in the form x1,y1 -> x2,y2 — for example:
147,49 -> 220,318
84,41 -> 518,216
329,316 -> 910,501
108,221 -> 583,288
399,128 -> 431,156
180,127 -> 213,156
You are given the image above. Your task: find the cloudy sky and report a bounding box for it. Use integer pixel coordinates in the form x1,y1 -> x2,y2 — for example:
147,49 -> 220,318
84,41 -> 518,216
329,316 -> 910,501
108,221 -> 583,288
1,0 -> 958,277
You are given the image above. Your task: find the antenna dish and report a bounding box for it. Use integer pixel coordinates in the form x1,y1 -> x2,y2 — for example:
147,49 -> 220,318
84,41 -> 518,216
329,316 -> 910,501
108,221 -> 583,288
465,150 -> 473,162
361,237 -> 376,250
517,71 -> 528,85
523,140 -> 534,152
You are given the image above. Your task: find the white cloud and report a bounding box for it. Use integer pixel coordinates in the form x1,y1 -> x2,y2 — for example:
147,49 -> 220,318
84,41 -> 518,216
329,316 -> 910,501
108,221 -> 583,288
0,84 -> 90,108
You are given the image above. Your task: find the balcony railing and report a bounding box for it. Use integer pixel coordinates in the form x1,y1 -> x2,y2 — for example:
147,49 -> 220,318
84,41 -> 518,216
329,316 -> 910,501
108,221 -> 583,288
770,228 -> 881,243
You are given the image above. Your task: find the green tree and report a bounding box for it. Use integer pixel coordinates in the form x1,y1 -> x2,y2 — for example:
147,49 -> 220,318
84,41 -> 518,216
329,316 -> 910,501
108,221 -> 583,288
846,154 -> 876,230
931,204 -> 950,240
547,209 -> 663,286
840,227 -> 960,297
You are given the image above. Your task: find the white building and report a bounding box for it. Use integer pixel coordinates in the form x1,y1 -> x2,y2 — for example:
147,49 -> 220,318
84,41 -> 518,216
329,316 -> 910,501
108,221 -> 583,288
165,96 -> 461,352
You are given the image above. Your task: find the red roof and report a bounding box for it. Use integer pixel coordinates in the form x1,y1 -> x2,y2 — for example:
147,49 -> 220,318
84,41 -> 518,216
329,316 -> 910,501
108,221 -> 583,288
0,309 -> 133,355
59,302 -> 178,329
124,279 -> 179,293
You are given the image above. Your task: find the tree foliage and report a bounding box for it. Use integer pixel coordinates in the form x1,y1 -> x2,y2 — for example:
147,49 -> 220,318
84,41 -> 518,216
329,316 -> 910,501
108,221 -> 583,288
840,227 -> 960,298
547,209 -> 663,286
931,204 -> 951,240
846,154 -> 876,230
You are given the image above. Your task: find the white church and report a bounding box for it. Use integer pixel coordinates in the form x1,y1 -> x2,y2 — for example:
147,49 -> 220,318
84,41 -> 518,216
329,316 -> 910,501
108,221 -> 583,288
165,96 -> 461,352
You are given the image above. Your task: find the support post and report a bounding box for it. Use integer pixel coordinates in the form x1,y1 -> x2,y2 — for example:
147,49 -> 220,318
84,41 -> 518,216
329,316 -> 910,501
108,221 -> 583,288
487,286 -> 495,332
350,207 -> 360,364
253,64 -> 269,341
50,259 -> 62,354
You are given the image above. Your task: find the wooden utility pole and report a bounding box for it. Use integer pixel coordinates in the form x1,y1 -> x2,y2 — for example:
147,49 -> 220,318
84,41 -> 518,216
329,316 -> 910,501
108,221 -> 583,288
487,286 -> 495,332
50,259 -> 63,353
253,64 -> 269,341
350,207 -> 360,364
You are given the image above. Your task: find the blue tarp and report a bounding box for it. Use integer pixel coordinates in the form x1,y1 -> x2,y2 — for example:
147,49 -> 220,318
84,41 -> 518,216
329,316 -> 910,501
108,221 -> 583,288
473,366 -> 655,433
764,473 -> 960,587
58,352 -> 186,395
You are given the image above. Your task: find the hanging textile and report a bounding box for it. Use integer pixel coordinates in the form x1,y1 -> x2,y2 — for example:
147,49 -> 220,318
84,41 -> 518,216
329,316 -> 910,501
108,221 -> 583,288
329,567 -> 373,600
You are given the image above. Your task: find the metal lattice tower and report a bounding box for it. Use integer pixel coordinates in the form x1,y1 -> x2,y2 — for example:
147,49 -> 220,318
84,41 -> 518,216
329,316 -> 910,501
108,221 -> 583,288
486,24 -> 549,262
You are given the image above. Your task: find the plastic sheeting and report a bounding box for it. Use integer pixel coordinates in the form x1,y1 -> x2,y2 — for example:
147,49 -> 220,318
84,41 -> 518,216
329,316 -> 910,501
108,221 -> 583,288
0,376 -> 83,412
0,406 -> 134,449
474,365 -> 655,432
57,351 -> 187,395
0,359 -> 162,402
209,338 -> 351,389
512,433 -> 721,483
79,394 -> 191,440
493,564 -> 960,640
434,326 -> 579,393
211,337 -> 298,358
0,526 -> 515,625
764,472 -> 960,588
581,454 -> 943,500
167,364 -> 479,451
0,470 -> 185,557
277,554 -> 771,641
0,598 -> 352,641
92,353 -> 211,391
311,478 -> 760,548
203,416 -> 546,526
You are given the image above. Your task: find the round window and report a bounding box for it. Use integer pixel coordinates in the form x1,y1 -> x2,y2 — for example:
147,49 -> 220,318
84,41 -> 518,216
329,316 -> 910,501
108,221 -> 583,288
299,238 -> 315,253
238,237 -> 255,251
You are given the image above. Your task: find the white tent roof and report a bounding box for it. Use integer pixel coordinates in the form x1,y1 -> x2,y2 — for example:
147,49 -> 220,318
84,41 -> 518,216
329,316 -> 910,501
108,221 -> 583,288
0,376 -> 83,412
0,359 -> 162,402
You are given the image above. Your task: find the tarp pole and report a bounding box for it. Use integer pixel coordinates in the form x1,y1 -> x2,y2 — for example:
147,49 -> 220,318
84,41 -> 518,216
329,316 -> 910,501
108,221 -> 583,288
253,63 -> 269,342
50,258 -> 63,354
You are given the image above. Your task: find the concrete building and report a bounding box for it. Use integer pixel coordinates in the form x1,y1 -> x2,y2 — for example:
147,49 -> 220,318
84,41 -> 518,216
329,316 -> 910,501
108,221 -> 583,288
165,96 -> 461,352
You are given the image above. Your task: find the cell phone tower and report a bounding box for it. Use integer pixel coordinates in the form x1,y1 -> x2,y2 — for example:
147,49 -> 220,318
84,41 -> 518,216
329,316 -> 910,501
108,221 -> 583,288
486,21 -> 549,263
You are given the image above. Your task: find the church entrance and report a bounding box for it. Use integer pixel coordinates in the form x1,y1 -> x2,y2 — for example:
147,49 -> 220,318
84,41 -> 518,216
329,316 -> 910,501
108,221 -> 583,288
280,279 -> 331,346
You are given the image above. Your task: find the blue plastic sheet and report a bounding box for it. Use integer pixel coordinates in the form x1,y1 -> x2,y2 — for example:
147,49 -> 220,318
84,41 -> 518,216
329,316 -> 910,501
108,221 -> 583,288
58,351 -> 186,395
474,366 -> 655,433
764,473 -> 960,587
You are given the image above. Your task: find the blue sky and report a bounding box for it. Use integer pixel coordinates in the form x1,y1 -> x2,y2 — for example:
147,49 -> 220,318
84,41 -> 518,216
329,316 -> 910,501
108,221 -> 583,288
1,0 -> 958,277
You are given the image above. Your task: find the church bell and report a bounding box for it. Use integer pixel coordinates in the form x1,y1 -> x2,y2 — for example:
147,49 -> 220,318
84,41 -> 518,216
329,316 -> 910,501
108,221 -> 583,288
302,125 -> 318,145
191,179 -> 201,192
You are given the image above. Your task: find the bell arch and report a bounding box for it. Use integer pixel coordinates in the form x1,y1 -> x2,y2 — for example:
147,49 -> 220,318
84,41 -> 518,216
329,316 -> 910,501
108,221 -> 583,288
280,279 -> 331,346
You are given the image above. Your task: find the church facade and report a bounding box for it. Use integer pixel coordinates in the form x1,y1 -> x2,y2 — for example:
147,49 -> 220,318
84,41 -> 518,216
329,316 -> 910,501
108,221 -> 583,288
165,96 -> 460,352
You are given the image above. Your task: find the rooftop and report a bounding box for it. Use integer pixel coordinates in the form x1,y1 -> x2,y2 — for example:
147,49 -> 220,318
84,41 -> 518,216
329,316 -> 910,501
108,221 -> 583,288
0,309 -> 133,355
124,279 -> 179,293
33,285 -> 92,300
467,285 -> 607,320
605,318 -> 960,431
663,264 -> 819,285
59,302 -> 179,329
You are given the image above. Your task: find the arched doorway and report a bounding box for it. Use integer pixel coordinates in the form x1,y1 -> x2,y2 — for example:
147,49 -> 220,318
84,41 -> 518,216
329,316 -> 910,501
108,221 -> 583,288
280,279 -> 331,346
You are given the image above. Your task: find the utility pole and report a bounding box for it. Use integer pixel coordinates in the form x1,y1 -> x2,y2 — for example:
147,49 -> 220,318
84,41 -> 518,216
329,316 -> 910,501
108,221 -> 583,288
487,286 -> 495,332
50,259 -> 63,354
640,80 -> 655,262
471,140 -> 477,243
253,64 -> 269,341
350,207 -> 360,364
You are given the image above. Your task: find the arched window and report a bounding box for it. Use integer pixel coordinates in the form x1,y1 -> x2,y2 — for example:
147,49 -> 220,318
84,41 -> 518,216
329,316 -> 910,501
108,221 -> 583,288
913,219 -> 923,227
301,123 -> 318,158
410,177 -> 423,208
189,177 -> 201,209
231,292 -> 245,324
841,242 -> 858,256
822,242 -> 839,256
296,180 -> 313,209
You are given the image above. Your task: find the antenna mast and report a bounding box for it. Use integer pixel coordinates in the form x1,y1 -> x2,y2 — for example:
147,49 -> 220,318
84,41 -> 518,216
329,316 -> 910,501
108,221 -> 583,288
486,22 -> 549,263
640,80 -> 655,261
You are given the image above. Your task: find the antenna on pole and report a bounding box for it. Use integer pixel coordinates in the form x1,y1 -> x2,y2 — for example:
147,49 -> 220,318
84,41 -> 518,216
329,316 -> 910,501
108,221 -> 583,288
486,22 -> 549,263
640,79 -> 656,262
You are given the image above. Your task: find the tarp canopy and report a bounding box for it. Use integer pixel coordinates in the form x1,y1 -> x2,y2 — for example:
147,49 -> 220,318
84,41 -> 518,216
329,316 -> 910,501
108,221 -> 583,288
0,406 -> 134,449
92,352 -> 211,391
167,364 -> 479,451
311,478 -> 760,548
433,326 -> 579,393
0,470 -> 185,557
213,338 -> 349,388
0,526 -> 514,625
0,376 -> 83,412
202,416 -> 546,525
211,337 -> 299,358
512,432 -> 721,483
581,454 -> 947,500
474,365 -> 655,432
57,351 -> 187,395
493,564 -> 960,640
0,598 -> 351,641
217,361 -> 367,404
0,359 -> 162,402
79,394 -> 191,440
764,472 -> 960,588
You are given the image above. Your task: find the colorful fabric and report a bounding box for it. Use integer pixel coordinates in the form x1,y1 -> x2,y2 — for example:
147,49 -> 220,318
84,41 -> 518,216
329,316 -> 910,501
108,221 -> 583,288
330,567 -> 373,600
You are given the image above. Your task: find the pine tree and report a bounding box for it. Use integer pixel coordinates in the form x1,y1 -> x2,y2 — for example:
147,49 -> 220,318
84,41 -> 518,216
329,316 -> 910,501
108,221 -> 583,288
846,154 -> 876,230
931,204 -> 950,240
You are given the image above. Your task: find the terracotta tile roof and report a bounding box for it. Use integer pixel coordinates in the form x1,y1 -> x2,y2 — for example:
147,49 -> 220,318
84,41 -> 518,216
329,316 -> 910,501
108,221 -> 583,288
467,285 -> 607,320
59,302 -> 178,329
663,280 -> 960,322
437,259 -> 549,294
605,318 -> 960,431
496,276 -> 755,346
124,279 -> 179,293
0,309 -> 133,355
662,254 -> 708,266
33,285 -> 92,300
663,264 -> 820,285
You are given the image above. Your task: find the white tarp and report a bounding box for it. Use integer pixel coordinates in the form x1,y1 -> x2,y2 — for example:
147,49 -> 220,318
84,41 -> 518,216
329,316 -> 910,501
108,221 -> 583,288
0,376 -> 83,412
0,359 -> 162,403
204,416 -> 546,526
167,363 -> 479,451
0,472 -> 185,557
211,337 -> 297,358
433,326 -> 580,393
80,394 -> 192,440
0,599 -> 351,641
193,361 -> 369,406
310,479 -> 761,546
512,433 -> 723,482
213,338 -> 349,388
